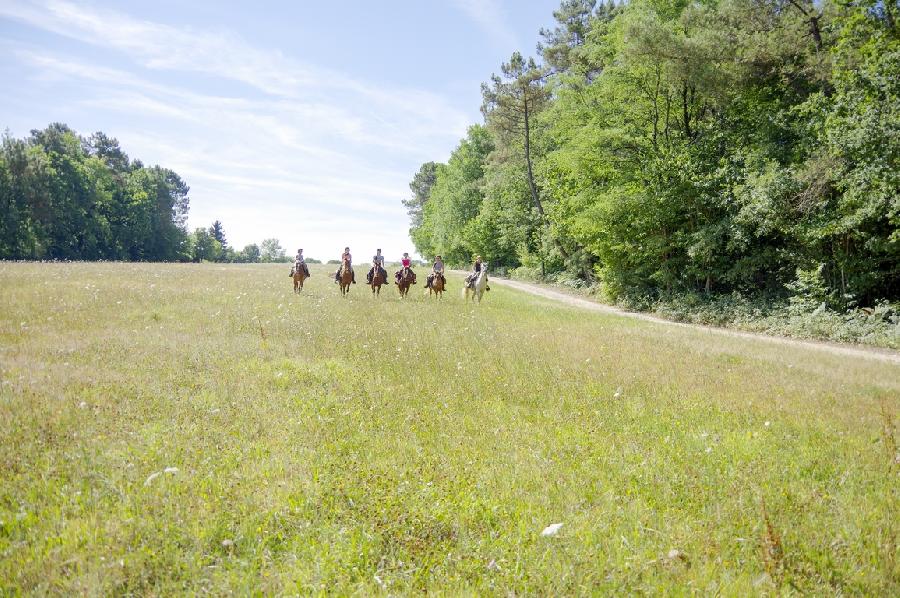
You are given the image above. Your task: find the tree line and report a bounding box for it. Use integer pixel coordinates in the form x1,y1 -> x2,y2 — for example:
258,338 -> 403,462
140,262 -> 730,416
188,221 -> 311,263
0,123 -> 295,263
1,123 -> 190,261
406,0 -> 899,310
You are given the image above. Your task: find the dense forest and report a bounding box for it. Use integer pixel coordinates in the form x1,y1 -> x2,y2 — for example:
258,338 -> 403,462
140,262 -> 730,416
0,124 -> 288,263
406,0 -> 899,312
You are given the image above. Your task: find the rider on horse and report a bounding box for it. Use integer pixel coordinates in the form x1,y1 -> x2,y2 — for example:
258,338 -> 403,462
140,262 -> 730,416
465,255 -> 489,290
395,252 -> 416,284
366,248 -> 387,284
426,255 -> 445,289
334,246 -> 356,284
292,248 -> 310,277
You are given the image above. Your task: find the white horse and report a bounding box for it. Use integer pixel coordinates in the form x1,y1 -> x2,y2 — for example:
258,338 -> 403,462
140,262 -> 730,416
463,265 -> 489,303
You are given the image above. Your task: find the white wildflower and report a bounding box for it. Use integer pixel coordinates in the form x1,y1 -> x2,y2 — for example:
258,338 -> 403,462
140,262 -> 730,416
541,523 -> 564,537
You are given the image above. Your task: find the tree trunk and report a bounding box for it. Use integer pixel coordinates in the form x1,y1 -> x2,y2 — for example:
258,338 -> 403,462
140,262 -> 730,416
788,0 -> 823,52
523,92 -> 570,259
523,96 -> 543,217
809,14 -> 823,52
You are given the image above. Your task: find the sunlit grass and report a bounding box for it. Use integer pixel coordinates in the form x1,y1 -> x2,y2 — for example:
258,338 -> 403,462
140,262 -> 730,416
1,262 -> 897,594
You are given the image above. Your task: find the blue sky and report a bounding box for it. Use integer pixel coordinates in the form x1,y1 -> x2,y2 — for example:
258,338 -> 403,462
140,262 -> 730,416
0,0 -> 561,261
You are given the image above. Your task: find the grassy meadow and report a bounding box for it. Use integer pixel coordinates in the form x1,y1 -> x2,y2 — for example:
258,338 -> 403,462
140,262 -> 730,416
1,262 -> 898,595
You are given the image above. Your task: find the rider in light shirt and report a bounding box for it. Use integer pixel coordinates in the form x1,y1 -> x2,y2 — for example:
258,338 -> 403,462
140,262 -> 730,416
427,255 -> 445,288
334,246 -> 356,284
293,249 -> 310,277
367,249 -> 386,284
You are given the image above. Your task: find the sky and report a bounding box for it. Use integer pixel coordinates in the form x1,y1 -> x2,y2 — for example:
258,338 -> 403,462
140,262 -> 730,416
0,0 -> 562,261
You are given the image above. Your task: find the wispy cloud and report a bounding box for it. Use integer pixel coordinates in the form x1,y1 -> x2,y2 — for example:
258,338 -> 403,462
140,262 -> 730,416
0,1 -> 475,257
451,0 -> 520,52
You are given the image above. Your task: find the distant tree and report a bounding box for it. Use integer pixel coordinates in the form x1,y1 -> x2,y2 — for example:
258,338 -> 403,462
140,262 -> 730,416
403,162 -> 438,229
239,243 -> 260,263
209,220 -> 227,249
219,246 -> 236,263
190,228 -> 220,262
260,238 -> 286,262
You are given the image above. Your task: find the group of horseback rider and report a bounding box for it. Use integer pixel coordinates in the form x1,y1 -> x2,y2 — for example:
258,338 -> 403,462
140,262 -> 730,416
291,247 -> 487,289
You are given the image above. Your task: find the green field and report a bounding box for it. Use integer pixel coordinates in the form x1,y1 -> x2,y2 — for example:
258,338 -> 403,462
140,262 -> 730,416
1,262 -> 898,594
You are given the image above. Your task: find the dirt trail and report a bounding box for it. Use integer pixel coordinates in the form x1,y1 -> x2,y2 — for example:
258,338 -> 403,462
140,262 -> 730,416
484,276 -> 900,365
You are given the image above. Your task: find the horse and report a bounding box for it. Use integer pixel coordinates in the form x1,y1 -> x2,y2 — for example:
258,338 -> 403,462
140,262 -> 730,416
339,259 -> 354,297
370,266 -> 386,296
396,267 -> 415,298
292,263 -> 308,293
464,266 -> 489,303
428,272 -> 445,299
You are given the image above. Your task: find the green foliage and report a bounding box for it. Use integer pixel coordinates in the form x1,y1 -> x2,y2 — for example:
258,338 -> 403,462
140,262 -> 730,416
0,124 -> 190,261
403,162 -> 437,231
189,228 -> 221,262
405,0 -> 899,310
260,238 -> 287,263
413,126 -> 494,265
238,243 -> 261,263
209,220 -> 227,249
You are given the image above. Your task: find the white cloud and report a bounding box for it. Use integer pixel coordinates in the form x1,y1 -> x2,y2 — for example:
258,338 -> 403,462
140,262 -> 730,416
0,1 -> 475,258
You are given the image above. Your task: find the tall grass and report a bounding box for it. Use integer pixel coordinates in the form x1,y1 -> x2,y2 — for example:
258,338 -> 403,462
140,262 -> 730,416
1,262 -> 897,594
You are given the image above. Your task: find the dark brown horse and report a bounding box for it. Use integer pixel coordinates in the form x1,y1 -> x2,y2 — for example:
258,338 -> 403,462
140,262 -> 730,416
396,267 -> 415,298
370,267 -> 385,296
339,259 -> 353,297
429,273 -> 445,298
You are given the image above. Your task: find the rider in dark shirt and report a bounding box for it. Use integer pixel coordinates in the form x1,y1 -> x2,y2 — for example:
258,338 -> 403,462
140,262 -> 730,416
465,255 -> 489,290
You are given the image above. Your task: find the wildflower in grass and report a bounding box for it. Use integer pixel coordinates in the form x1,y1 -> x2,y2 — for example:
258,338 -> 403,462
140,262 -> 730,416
541,523 -> 563,537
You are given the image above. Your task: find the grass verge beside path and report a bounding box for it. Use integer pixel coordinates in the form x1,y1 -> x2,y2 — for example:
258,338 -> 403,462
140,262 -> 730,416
1,262 -> 898,594
487,276 -> 900,365
496,272 -> 900,350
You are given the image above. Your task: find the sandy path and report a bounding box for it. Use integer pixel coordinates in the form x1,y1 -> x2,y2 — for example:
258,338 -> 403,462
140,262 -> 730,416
481,275 -> 900,365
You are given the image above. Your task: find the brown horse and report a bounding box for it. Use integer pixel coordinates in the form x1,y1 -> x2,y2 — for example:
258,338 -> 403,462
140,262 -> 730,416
339,259 -> 354,297
429,273 -> 445,298
396,267 -> 415,298
370,267 -> 385,296
292,264 -> 308,293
